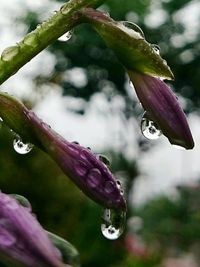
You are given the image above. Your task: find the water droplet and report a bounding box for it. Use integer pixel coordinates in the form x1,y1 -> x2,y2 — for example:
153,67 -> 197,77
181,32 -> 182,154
104,180 -> 115,194
120,21 -> 145,38
1,46 -> 19,61
151,44 -> 160,55
87,168 -> 102,188
13,138 -> 33,154
9,194 -> 32,211
23,33 -> 39,47
72,141 -> 79,145
101,209 -> 126,240
0,117 -> 3,122
58,31 -> 73,42
74,160 -> 88,177
141,112 -> 162,140
98,155 -> 110,166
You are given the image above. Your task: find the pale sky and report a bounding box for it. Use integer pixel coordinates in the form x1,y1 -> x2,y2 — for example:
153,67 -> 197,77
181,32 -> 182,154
1,0 -> 200,205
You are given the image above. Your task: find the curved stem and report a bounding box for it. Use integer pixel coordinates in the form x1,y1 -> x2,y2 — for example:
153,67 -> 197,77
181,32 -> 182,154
0,0 -> 105,85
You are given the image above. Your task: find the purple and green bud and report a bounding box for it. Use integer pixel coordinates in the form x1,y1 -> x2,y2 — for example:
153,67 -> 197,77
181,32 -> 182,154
0,192 -> 67,267
80,8 -> 194,149
0,93 -> 126,211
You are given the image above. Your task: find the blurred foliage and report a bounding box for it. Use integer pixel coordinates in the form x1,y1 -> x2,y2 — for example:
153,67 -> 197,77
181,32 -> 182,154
135,182 -> 200,264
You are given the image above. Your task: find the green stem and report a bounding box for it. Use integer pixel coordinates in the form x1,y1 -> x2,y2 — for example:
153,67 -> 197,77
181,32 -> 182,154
0,0 -> 105,85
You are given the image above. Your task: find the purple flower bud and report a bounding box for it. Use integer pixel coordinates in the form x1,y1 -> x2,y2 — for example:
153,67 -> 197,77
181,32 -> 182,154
0,92 -> 126,211
23,110 -> 126,211
128,71 -> 194,149
0,192 -> 65,267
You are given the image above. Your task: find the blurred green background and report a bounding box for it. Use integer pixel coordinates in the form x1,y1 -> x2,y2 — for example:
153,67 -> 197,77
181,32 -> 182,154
0,0 -> 200,266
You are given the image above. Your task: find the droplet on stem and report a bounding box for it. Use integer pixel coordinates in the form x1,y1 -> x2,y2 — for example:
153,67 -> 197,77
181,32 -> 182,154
120,21 -> 145,38
101,208 -> 126,240
141,112 -> 162,140
151,44 -> 160,55
13,137 -> 33,154
58,31 -> 73,42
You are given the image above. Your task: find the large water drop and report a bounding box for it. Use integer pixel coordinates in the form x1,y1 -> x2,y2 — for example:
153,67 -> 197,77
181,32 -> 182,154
101,208 -> 126,240
141,112 -> 162,140
120,21 -> 145,38
13,138 -> 33,154
1,46 -> 19,61
58,31 -> 73,42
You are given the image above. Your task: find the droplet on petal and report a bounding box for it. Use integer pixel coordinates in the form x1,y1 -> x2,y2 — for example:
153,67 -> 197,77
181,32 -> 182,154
120,21 -> 145,38
98,154 -> 110,166
141,112 -> 162,140
101,208 -> 126,240
58,31 -> 73,42
13,138 -> 33,154
9,194 -> 32,212
87,168 -> 102,188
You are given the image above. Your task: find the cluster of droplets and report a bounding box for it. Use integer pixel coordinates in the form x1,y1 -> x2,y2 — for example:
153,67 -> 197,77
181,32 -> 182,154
141,112 -> 162,140
101,208 -> 126,240
13,137 -> 33,155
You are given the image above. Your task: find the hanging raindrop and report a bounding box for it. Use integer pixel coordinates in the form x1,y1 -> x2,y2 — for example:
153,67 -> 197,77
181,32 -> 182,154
58,31 -> 73,42
0,117 -> 3,129
101,208 -> 126,240
141,112 -> 162,140
151,44 -> 160,55
120,21 -> 145,38
13,138 -> 33,154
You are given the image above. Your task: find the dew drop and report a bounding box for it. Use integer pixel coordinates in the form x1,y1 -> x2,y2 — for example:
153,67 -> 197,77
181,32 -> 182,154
120,21 -> 145,38
141,112 -> 162,140
9,194 -> 32,211
1,46 -> 19,61
58,31 -> 73,42
101,209 -> 126,240
151,44 -> 160,55
23,33 -> 38,47
74,160 -> 88,177
104,180 -> 115,194
87,168 -> 102,188
98,154 -> 110,166
72,141 -> 79,145
13,138 -> 33,154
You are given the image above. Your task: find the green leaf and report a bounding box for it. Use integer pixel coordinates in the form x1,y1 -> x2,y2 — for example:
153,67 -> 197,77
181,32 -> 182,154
81,8 -> 174,80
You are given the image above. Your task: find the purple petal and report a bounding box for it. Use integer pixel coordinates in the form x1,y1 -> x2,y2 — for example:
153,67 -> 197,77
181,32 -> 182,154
128,71 -> 194,149
0,192 -> 64,267
23,110 -> 126,211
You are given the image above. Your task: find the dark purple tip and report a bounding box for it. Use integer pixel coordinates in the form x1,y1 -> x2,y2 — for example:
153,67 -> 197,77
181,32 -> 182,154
128,71 -> 194,149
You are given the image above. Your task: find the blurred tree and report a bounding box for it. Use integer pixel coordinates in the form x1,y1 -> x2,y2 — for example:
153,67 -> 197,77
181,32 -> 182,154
135,182 -> 200,265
